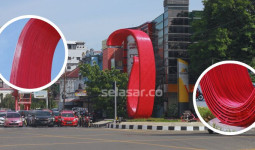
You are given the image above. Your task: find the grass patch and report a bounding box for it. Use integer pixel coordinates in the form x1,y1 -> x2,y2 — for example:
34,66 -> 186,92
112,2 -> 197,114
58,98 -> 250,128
126,118 -> 181,122
198,107 -> 215,122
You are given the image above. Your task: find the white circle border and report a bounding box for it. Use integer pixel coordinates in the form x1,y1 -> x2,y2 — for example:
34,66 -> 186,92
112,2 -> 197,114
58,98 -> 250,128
193,60 -> 255,135
0,15 -> 68,92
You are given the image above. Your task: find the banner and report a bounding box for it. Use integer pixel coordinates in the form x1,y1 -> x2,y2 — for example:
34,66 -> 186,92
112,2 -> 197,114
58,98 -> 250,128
177,58 -> 189,103
34,90 -> 48,99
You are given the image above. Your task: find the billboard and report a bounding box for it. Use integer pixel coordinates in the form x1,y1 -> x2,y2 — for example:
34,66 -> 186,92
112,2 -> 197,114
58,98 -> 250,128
177,58 -> 189,103
34,90 -> 48,99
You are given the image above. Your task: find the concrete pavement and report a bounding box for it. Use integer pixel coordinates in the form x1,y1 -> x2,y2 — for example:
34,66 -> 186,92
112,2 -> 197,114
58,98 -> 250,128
0,127 -> 255,150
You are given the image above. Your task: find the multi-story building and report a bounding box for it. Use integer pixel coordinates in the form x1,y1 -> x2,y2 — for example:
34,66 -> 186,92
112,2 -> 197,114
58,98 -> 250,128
67,41 -> 88,71
83,49 -> 103,70
59,67 -> 85,110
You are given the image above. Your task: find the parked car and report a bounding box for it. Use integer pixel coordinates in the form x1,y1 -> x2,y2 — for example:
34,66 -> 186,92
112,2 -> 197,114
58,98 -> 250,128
51,108 -> 59,111
60,110 -> 78,127
53,111 -> 60,126
4,112 -> 23,127
29,110 -> 54,127
0,112 -> 6,126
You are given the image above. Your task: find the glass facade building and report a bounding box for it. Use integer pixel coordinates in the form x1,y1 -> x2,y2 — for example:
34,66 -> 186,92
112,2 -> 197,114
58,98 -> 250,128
152,0 -> 190,89
151,0 -> 192,115
164,0 -> 190,85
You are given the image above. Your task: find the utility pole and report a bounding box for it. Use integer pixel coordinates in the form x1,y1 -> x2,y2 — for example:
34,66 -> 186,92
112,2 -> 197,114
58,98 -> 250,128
46,96 -> 48,109
114,81 -> 117,122
63,67 -> 67,110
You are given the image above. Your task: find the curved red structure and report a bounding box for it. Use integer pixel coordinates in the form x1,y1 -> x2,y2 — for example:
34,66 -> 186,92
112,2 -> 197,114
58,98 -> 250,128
200,64 -> 255,127
107,29 -> 156,118
10,18 -> 61,89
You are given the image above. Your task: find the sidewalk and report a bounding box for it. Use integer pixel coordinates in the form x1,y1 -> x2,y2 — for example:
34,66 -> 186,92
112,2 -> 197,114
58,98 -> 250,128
106,121 -> 206,131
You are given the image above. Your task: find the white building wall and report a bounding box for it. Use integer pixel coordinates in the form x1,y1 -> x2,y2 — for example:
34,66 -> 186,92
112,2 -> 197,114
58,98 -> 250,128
67,41 -> 88,71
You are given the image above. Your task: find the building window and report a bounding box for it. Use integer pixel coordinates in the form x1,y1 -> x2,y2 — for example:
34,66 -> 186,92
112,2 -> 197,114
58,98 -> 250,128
67,66 -> 71,69
77,57 -> 80,60
68,57 -> 71,60
0,80 -> 3,88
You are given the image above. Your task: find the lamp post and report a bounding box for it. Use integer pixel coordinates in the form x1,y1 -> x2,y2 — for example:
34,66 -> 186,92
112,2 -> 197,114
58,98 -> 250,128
63,67 -> 67,110
114,81 -> 117,123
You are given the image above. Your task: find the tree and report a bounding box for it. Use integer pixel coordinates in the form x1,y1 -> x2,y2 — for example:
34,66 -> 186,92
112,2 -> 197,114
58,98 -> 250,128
79,63 -> 128,118
189,0 -> 255,79
0,94 -> 15,110
47,83 -> 59,108
30,97 -> 47,109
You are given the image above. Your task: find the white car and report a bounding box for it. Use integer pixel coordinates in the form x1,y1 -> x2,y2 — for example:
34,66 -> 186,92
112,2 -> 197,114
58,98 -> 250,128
0,112 -> 6,126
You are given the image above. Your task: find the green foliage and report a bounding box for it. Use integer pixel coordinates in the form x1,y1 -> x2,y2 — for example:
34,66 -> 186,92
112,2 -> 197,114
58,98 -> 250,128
249,72 -> 255,82
47,84 -> 59,109
79,63 -> 128,118
0,94 -> 15,110
30,97 -> 46,109
197,107 -> 215,122
167,103 -> 178,118
189,0 -> 255,79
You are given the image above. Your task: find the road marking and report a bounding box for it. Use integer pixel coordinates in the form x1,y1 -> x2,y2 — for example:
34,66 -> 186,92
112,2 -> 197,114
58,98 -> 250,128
0,136 -> 205,150
11,131 -> 207,150
121,140 -> 205,150
0,141 -> 111,148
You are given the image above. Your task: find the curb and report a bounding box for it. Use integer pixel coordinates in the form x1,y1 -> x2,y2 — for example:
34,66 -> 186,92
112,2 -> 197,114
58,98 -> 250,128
106,124 -> 207,131
91,121 -> 113,128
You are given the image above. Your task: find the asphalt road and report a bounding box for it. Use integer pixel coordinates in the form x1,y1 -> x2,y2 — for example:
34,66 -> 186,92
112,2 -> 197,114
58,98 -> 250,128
0,127 -> 255,150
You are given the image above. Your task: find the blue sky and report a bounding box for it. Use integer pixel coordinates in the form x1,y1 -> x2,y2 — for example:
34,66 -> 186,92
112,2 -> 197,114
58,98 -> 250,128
0,18 -> 65,81
0,0 -> 204,51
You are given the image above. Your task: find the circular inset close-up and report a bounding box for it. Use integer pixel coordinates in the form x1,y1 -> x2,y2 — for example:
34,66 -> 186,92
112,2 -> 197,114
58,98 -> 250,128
0,15 -> 68,92
193,61 -> 255,135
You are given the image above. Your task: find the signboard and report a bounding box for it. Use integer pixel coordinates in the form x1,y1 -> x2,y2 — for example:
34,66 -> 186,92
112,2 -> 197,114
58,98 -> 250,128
34,90 -> 48,99
177,58 -> 189,103
75,90 -> 87,97
127,35 -> 138,76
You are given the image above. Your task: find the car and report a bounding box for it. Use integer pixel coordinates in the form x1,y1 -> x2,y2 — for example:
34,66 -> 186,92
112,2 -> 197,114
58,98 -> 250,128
29,110 -> 55,127
4,112 -> 23,127
0,112 -> 6,126
51,108 -> 59,111
52,111 -> 60,126
60,110 -> 78,127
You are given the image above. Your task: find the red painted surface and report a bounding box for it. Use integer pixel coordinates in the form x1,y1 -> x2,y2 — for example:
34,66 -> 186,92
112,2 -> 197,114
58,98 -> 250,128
107,29 -> 156,118
102,47 -> 124,70
10,18 -> 61,89
200,64 -> 255,127
12,90 -> 32,111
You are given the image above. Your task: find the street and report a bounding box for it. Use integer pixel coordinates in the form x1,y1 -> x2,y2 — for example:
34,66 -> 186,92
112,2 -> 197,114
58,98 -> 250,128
0,127 -> 255,150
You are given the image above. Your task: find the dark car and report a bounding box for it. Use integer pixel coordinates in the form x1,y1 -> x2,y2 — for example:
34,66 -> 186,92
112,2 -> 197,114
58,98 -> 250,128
29,110 -> 54,127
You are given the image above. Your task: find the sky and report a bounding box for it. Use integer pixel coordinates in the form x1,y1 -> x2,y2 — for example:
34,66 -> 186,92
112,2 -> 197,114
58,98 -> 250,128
0,18 -> 65,81
0,0 -> 204,51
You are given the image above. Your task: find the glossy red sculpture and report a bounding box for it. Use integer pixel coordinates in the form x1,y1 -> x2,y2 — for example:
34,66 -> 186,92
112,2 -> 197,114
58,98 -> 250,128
107,29 -> 156,118
10,18 -> 60,89
200,64 -> 255,127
